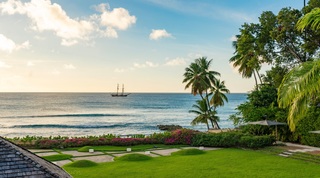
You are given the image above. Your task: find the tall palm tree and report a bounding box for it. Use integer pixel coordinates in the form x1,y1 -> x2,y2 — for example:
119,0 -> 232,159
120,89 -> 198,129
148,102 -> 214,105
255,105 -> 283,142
297,7 -> 320,31
278,59 -> 320,131
183,57 -> 220,98
183,57 -> 221,130
189,99 -> 218,130
230,24 -> 263,88
209,79 -> 230,129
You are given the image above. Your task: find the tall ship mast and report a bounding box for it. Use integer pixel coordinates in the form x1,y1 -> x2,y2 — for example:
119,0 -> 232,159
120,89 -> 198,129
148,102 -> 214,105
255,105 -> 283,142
111,84 -> 129,97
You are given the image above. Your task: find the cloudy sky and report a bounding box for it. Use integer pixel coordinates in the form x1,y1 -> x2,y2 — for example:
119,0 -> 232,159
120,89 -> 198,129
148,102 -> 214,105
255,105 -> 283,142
0,0 -> 303,93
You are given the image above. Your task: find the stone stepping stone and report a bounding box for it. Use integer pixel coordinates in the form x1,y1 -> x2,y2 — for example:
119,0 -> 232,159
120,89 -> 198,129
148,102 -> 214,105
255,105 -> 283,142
73,155 -> 114,163
113,151 -> 159,158
61,150 -> 104,157
37,152 -> 60,157
29,149 -> 55,153
181,147 -> 221,151
52,160 -> 72,167
151,148 -> 181,156
279,153 -> 289,157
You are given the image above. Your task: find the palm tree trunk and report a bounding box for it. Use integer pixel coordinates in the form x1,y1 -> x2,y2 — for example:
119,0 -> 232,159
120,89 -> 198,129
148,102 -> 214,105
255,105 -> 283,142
256,69 -> 262,84
204,90 -> 214,129
212,106 -> 220,130
206,120 -> 210,130
210,119 -> 214,128
213,121 -> 220,129
253,72 -> 258,89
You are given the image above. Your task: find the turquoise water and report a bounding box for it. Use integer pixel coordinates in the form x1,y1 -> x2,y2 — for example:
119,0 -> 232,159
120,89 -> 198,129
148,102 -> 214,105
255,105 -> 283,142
0,93 -> 247,137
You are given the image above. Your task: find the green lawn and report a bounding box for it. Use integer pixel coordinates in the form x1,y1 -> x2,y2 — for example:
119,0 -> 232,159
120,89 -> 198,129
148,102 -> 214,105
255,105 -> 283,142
63,148 -> 320,178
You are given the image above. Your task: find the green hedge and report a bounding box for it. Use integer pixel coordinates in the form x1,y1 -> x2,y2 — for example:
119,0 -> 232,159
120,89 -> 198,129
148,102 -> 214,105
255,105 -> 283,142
192,132 -> 275,149
192,132 -> 242,147
239,135 -> 276,149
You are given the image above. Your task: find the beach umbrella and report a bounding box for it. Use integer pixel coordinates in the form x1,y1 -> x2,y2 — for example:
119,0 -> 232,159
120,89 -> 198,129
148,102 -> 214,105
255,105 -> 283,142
247,120 -> 287,126
247,120 -> 287,140
309,130 -> 320,134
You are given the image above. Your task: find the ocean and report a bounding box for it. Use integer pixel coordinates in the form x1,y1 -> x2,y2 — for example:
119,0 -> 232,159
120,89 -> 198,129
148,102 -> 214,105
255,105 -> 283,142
0,93 -> 247,138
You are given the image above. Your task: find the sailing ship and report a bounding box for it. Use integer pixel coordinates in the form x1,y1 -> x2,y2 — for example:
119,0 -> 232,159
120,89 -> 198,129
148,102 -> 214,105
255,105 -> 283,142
111,84 -> 130,97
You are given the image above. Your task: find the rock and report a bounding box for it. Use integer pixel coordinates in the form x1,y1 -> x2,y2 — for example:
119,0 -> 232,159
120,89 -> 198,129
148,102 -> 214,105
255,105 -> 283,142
157,125 -> 182,131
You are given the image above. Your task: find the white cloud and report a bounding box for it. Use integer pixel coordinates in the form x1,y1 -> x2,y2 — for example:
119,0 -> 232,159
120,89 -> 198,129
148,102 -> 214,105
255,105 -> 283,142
0,61 -> 11,68
149,29 -> 172,40
0,34 -> 16,53
101,27 -> 118,38
99,4 -> 136,30
0,1 -> 137,45
0,0 -> 95,46
165,57 -> 186,66
0,34 -> 29,53
133,61 -> 158,68
64,64 -> 76,69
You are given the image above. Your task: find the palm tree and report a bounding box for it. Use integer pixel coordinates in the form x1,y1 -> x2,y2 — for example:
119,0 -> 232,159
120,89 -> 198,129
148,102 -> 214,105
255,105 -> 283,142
297,7 -> 320,31
183,57 -> 222,130
183,57 -> 220,98
278,59 -> 320,131
230,24 -> 263,88
278,8 -> 320,131
209,79 -> 230,129
189,99 -> 218,130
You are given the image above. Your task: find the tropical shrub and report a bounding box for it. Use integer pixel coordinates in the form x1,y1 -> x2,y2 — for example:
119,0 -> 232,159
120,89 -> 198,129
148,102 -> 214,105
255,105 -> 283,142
239,135 -> 276,149
148,131 -> 172,143
164,129 -> 198,145
294,103 -> 320,147
35,139 -> 63,149
192,132 -> 243,147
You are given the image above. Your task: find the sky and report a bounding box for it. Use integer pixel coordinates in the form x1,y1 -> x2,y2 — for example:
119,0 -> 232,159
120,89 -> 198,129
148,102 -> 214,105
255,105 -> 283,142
0,0 -> 304,93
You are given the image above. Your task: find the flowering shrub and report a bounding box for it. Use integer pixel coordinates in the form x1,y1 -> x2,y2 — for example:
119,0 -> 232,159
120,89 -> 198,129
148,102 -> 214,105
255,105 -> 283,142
16,130 -> 201,149
164,129 -> 198,145
61,138 -> 91,148
35,139 -> 63,149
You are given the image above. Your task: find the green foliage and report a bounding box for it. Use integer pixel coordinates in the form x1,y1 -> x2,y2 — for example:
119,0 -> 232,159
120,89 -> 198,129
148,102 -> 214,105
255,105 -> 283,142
239,135 -> 276,149
65,160 -> 98,168
115,154 -> 152,162
294,103 -> 320,147
191,132 -> 274,149
131,134 -> 146,138
192,132 -> 242,147
171,149 -> 205,156
278,60 -> 320,131
42,154 -> 72,161
148,131 -> 172,143
297,7 -> 320,32
248,84 -> 278,107
230,84 -> 288,138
